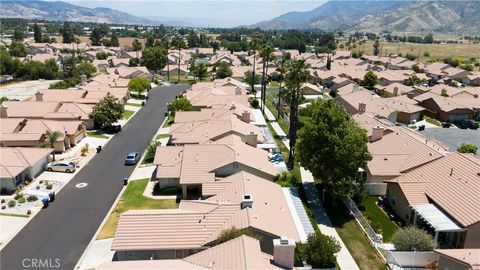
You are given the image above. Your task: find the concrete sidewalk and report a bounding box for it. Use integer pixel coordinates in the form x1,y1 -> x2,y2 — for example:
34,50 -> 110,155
300,168 -> 360,270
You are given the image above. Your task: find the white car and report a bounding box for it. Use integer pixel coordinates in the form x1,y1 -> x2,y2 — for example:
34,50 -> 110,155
45,161 -> 77,173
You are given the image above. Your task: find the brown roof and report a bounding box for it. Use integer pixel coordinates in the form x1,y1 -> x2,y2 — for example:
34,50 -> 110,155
98,260 -> 206,270
175,107 -> 253,123
388,153 -> 480,227
434,249 -> 480,269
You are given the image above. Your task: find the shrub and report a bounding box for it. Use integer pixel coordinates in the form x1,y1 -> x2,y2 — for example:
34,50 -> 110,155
18,197 -> 26,203
250,98 -> 259,109
457,143 -> 477,154
81,143 -> 89,156
296,232 -> 340,268
392,227 -> 437,251
170,97 -> 192,116
8,200 -> 16,207
46,184 -> 53,190
14,193 -> 24,200
275,170 -> 300,187
216,227 -> 259,245
27,195 -> 38,202
143,140 -> 161,164
128,77 -> 151,94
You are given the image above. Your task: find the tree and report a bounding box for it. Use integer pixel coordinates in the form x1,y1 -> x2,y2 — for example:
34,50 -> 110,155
406,75 -> 426,86
392,227 -> 437,251
296,232 -> 340,268
282,59 -> 310,169
171,36 -> 186,82
132,39 -> 143,59
215,62 -> 233,79
13,28 -> 24,41
61,22 -> 74,43
127,77 -> 151,95
363,71 -> 378,89
73,62 -> 96,78
457,143 -> 477,154
170,97 -> 192,116
89,27 -> 103,46
90,95 -> 125,129
276,59 -> 288,119
34,23 -> 42,43
0,50 -> 22,75
187,31 -> 200,48
244,71 -> 261,86
248,38 -> 260,92
326,54 -> 331,70
142,46 -> 167,73
129,58 -> 139,67
110,32 -> 119,47
9,41 -> 27,57
145,35 -> 155,48
45,130 -> 59,160
192,63 -> 208,81
373,39 -> 380,56
96,52 -> 108,60
260,44 -> 274,113
296,99 -> 372,199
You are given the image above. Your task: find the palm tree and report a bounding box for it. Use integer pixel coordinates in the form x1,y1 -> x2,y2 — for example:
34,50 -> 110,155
275,58 -> 288,119
248,39 -> 259,93
45,130 -> 60,160
259,45 -> 274,113
132,39 -> 143,60
171,36 -> 186,83
282,59 -> 310,169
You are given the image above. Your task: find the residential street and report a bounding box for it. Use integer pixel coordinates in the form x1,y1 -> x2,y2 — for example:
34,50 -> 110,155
0,85 -> 188,270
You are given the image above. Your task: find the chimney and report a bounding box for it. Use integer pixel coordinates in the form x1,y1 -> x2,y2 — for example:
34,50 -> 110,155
273,237 -> 296,269
230,102 -> 236,110
80,74 -> 87,86
0,104 -> 8,118
441,88 -> 448,97
371,125 -> 385,142
235,86 -> 242,95
243,131 -> 258,147
393,86 -> 399,96
240,194 -> 253,209
240,110 -> 251,123
35,91 -> 44,102
358,102 -> 367,113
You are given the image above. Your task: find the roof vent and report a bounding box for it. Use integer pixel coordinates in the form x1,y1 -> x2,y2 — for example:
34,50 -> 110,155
241,194 -> 253,209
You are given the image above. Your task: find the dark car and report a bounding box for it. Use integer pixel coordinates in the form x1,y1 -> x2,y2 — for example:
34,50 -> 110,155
467,120 -> 479,130
124,152 -> 140,165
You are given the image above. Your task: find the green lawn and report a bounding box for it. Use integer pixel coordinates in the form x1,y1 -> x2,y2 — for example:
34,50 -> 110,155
126,102 -> 142,107
122,110 -> 135,120
423,115 -> 441,126
268,81 -> 280,87
155,133 -> 170,140
162,114 -> 175,128
265,98 -> 289,134
362,196 -> 398,242
167,74 -> 212,84
0,213 -> 29,218
324,200 -> 386,270
97,179 -> 178,239
86,131 -> 109,139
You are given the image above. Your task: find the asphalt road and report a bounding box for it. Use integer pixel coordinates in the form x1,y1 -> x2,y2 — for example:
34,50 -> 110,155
0,84 -> 188,270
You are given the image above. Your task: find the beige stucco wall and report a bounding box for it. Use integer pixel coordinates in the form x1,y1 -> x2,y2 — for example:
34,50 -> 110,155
386,182 -> 412,221
464,222 -> 480,248
437,255 -> 470,270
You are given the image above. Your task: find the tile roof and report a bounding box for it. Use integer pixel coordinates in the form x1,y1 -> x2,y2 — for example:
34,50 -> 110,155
434,249 -> 480,268
0,147 -> 52,177
98,260 -> 206,270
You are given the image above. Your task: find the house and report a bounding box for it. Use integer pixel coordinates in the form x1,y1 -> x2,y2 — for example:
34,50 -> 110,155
360,125 -> 446,195
185,85 -> 250,109
174,107 -> 253,123
112,171 -> 299,259
209,53 -> 241,66
169,115 -> 264,147
463,73 -> 480,86
427,85 -> 480,99
153,142 -> 277,197
443,67 -> 472,83
387,57 -> 416,70
109,58 -> 130,67
0,147 -> 52,193
92,59 -> 110,72
0,118 -> 86,152
374,83 -> 415,97
414,94 -> 475,122
331,77 -> 353,90
301,83 -> 322,95
1,101 -> 94,129
101,235 -> 291,269
376,70 -> 410,86
113,66 -> 153,81
213,77 -> 248,88
336,90 -> 398,123
385,153 -> 480,248
162,64 -> 189,77
434,249 -> 480,270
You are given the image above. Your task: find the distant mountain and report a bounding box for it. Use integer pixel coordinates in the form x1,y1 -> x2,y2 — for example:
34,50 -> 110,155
250,0 -> 480,35
0,0 -> 158,25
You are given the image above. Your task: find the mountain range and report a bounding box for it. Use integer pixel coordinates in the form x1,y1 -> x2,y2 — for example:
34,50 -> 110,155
250,0 -> 480,35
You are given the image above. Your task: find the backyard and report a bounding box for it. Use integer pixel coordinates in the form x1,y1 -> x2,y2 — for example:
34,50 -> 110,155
361,196 -> 399,242
97,179 -> 178,239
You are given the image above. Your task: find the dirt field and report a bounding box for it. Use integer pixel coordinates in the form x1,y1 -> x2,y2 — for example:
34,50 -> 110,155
351,40 -> 480,61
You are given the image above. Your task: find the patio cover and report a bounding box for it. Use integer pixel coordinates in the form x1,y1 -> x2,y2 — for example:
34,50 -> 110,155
411,204 -> 463,232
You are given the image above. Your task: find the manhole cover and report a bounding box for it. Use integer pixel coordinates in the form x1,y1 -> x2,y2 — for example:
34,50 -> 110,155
75,183 -> 88,188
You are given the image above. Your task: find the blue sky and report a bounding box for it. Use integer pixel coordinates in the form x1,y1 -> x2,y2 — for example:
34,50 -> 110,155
64,0 -> 325,27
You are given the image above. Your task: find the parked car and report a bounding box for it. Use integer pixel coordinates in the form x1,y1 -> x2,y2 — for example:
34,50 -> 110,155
467,120 -> 479,130
124,152 -> 140,165
45,161 -> 76,173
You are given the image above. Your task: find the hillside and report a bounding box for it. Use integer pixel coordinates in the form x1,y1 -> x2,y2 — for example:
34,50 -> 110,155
251,0 -> 480,35
0,0 -> 157,25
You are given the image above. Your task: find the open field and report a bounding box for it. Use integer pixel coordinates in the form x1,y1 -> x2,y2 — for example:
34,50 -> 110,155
352,40 -> 480,61
97,179 -> 178,239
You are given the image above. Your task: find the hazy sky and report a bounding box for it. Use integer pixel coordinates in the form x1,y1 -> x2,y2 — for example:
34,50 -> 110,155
65,0 -> 324,27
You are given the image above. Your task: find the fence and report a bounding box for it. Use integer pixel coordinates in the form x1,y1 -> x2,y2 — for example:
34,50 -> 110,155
266,91 -> 290,125
387,251 -> 438,270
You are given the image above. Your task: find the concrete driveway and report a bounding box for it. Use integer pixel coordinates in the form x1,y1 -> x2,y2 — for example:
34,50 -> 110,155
0,85 -> 189,270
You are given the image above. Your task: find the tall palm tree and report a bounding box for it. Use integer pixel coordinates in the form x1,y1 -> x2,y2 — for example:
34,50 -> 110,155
259,45 -> 274,113
282,59 -> 310,169
248,39 -> 259,93
275,58 -> 288,119
171,36 -> 185,83
45,130 -> 60,160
